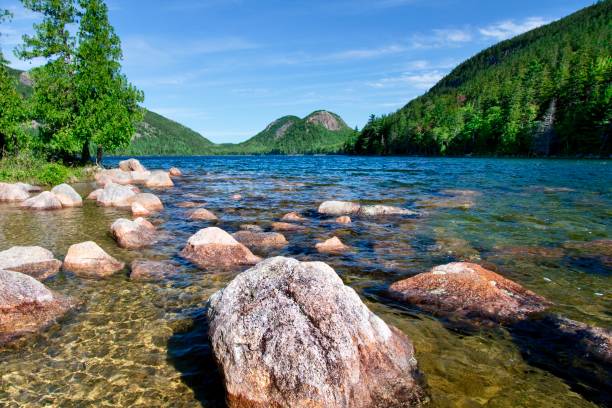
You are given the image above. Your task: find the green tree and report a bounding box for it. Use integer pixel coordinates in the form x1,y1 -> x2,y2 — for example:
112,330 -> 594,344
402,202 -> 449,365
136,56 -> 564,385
0,9 -> 28,157
16,0 -> 80,157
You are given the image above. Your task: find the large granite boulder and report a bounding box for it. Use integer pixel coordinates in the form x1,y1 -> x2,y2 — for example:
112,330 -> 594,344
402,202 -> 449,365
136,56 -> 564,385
20,191 -> 63,210
118,158 -> 147,172
232,230 -> 288,250
145,170 -> 174,188
110,218 -> 156,249
96,183 -> 136,207
0,269 -> 75,346
0,246 -> 62,281
318,200 -> 361,216
180,227 -> 261,268
208,257 -> 426,408
50,183 -> 83,207
389,262 -> 549,323
0,183 -> 30,202
63,241 -> 125,278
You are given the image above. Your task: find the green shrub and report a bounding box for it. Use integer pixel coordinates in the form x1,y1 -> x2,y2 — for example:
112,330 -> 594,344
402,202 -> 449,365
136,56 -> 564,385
36,163 -> 69,185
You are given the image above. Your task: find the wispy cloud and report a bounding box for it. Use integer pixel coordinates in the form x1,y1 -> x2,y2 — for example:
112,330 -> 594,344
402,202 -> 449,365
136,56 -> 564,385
368,70 -> 444,90
327,44 -> 407,61
410,28 -> 473,49
478,17 -> 548,40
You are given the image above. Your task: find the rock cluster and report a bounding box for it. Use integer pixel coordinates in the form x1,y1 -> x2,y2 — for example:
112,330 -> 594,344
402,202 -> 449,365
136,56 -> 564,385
318,200 -> 415,217
18,184 -> 82,211
94,158 -> 174,188
208,257 -> 426,408
0,182 -> 31,202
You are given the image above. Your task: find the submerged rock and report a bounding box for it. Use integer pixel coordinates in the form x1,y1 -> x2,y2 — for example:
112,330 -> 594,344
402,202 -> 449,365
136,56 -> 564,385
335,215 -> 352,224
20,191 -> 63,210
318,200 -> 361,215
0,246 -> 62,281
208,257 -> 426,408
316,236 -> 350,253
50,183 -> 83,207
63,241 -> 125,278
232,230 -> 288,249
231,193 -> 242,200
110,218 -> 156,249
169,167 -> 182,177
177,201 -> 202,208
281,211 -> 304,221
145,170 -> 174,188
389,262 -> 549,323
358,205 -> 415,217
271,222 -> 306,232
130,259 -> 178,281
0,183 -> 30,202
119,158 -> 147,172
239,224 -> 263,232
189,208 -> 218,221
180,227 -> 261,269
0,269 -> 75,346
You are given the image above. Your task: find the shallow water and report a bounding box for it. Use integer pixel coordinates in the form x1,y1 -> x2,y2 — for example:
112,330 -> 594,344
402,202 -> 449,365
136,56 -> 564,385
0,156 -> 610,407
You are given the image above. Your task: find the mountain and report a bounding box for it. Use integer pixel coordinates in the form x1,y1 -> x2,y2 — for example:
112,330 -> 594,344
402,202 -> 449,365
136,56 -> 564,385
225,110 -> 355,154
348,1 -> 611,157
7,67 -> 216,155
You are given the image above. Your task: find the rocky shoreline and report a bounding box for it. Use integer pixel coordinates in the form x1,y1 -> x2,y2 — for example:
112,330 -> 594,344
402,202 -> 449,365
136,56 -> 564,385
0,158 -> 610,407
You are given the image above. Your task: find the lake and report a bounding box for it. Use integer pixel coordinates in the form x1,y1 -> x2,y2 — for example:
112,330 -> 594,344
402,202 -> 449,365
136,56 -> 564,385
0,156 -> 610,407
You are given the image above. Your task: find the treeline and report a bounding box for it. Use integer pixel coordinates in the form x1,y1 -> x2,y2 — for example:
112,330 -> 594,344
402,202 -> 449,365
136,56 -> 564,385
347,1 -> 611,157
0,0 -> 142,164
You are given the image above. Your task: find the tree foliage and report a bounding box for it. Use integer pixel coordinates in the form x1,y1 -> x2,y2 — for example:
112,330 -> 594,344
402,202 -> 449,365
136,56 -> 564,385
347,1 -> 612,157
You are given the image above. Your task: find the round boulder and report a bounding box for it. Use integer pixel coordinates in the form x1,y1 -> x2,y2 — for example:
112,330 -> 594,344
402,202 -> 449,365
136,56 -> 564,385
180,227 -> 261,269
208,257 -> 426,408
169,167 -> 182,177
110,218 -> 156,249
118,158 -> 147,172
189,208 -> 218,221
318,200 -> 361,215
50,183 -> 83,207
316,236 -> 350,253
20,191 -> 63,210
281,211 -> 304,222
336,215 -> 352,224
389,262 -> 549,323
0,183 -> 30,202
145,170 -> 174,188
63,241 -> 125,278
0,246 -> 62,280
96,183 -> 136,207
129,192 -> 163,211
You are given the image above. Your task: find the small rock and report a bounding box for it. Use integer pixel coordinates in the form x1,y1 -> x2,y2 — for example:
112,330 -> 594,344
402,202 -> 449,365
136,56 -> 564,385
0,269 -> 75,346
335,215 -> 352,224
20,191 -> 63,210
358,205 -> 415,217
176,201 -> 202,208
281,211 -> 304,221
315,236 -> 350,253
318,200 -> 361,215
189,208 -> 218,221
118,158 -> 147,172
389,262 -> 549,323
232,231 -> 288,249
50,184 -> 83,207
131,202 -> 150,217
271,222 -> 306,232
0,183 -> 30,202
110,218 -> 156,249
145,170 -> 174,188
169,167 -> 182,177
0,246 -> 62,280
180,227 -> 261,268
130,259 -> 178,281
239,224 -> 263,232
63,241 -> 125,278
208,257 -> 426,408
231,193 -> 242,200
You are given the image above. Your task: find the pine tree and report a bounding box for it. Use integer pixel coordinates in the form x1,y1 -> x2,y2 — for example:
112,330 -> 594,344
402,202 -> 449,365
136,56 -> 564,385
74,0 -> 143,163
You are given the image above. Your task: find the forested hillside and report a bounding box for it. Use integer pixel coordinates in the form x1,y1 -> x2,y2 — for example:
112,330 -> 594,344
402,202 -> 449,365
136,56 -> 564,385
348,1 -> 611,156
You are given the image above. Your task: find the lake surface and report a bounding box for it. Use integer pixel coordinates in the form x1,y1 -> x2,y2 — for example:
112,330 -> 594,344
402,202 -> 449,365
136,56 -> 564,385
0,156 -> 610,407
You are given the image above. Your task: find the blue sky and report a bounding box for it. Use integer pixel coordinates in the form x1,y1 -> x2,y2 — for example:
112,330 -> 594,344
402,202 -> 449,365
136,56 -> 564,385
1,0 -> 596,143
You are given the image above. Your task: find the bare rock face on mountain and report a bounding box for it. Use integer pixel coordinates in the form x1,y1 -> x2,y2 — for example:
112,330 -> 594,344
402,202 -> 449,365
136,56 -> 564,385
208,257 -> 426,408
51,184 -> 83,207
232,230 -> 288,250
306,110 -> 344,131
180,227 -> 261,269
20,191 -> 63,210
389,262 -> 549,324
63,241 -> 125,278
0,246 -> 62,281
0,269 -> 75,346
110,218 -> 156,249
0,183 -> 30,202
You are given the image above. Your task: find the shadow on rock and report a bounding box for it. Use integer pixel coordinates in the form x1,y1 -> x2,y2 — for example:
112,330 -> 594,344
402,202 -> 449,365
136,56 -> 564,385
166,311 -> 226,408
508,315 -> 611,406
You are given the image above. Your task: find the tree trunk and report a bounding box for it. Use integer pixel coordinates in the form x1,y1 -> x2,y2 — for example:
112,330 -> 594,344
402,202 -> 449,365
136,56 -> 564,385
96,146 -> 103,165
0,132 -> 5,158
81,140 -> 91,164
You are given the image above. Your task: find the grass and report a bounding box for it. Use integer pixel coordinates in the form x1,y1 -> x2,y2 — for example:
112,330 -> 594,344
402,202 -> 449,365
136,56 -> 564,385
0,151 -> 93,186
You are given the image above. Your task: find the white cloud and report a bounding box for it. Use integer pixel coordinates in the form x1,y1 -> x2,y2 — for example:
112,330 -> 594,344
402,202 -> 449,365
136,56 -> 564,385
368,70 -> 444,90
478,17 -> 548,41
327,44 -> 407,60
410,28 -> 473,49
